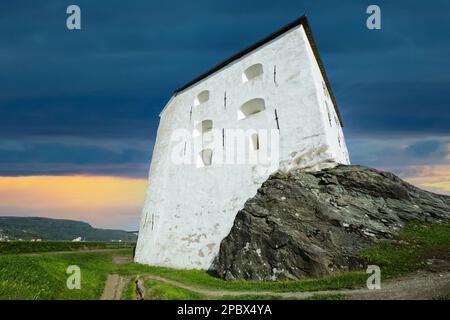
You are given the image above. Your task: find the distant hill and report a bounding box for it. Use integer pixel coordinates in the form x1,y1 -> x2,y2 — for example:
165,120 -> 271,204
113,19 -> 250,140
0,217 -> 137,241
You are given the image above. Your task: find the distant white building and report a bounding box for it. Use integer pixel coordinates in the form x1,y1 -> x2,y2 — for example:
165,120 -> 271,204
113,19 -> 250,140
135,16 -> 350,269
72,237 -> 82,242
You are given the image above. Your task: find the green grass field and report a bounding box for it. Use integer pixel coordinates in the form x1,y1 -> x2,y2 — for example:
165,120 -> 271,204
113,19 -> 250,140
115,222 -> 450,298
120,279 -> 347,300
0,240 -> 134,255
122,280 -> 137,300
220,293 -> 347,300
360,222 -> 450,277
1,222 -> 448,300
143,279 -> 205,300
0,251 -> 118,299
116,263 -> 367,293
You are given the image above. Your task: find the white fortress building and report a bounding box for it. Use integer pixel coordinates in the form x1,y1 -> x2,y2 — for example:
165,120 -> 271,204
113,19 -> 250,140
135,16 -> 350,269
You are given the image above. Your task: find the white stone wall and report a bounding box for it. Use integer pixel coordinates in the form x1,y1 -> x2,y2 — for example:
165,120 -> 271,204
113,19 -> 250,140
135,25 -> 350,269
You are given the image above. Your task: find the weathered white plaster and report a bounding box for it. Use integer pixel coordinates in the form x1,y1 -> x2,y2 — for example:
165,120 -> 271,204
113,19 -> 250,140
135,24 -> 350,269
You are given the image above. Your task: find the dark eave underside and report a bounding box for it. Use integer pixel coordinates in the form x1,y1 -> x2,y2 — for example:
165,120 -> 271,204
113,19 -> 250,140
174,15 -> 343,126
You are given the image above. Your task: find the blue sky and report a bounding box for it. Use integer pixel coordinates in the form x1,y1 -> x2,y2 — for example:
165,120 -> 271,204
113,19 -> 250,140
0,1 -> 449,228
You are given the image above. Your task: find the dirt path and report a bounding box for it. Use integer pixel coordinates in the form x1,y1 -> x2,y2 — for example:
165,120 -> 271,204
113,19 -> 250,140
101,274 -> 130,300
100,255 -> 134,300
113,255 -> 132,264
106,254 -> 450,300
346,271 -> 450,300
139,271 -> 450,300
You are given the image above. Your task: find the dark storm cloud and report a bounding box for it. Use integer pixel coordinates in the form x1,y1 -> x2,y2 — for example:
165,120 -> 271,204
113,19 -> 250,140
405,140 -> 448,158
0,135 -> 153,176
0,0 -> 449,176
0,143 -> 147,164
0,94 -> 161,138
340,80 -> 450,135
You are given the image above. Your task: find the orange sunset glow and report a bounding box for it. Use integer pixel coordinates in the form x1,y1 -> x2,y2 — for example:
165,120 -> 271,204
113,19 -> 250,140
0,165 -> 449,230
404,165 -> 450,194
0,176 -> 147,229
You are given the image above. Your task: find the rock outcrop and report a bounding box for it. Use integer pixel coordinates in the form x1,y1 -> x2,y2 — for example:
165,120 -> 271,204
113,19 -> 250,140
215,165 -> 450,280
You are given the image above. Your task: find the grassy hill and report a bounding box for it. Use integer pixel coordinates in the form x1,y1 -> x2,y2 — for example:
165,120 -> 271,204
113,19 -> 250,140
0,216 -> 137,241
0,222 -> 448,300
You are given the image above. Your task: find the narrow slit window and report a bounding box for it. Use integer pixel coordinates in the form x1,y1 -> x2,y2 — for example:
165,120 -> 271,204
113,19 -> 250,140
322,82 -> 329,99
194,90 -> 210,106
238,98 -> 265,120
274,108 -> 280,130
222,128 -> 225,148
242,63 -> 263,82
325,101 -> 332,127
334,114 -> 340,127
273,65 -> 277,84
224,91 -> 227,109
